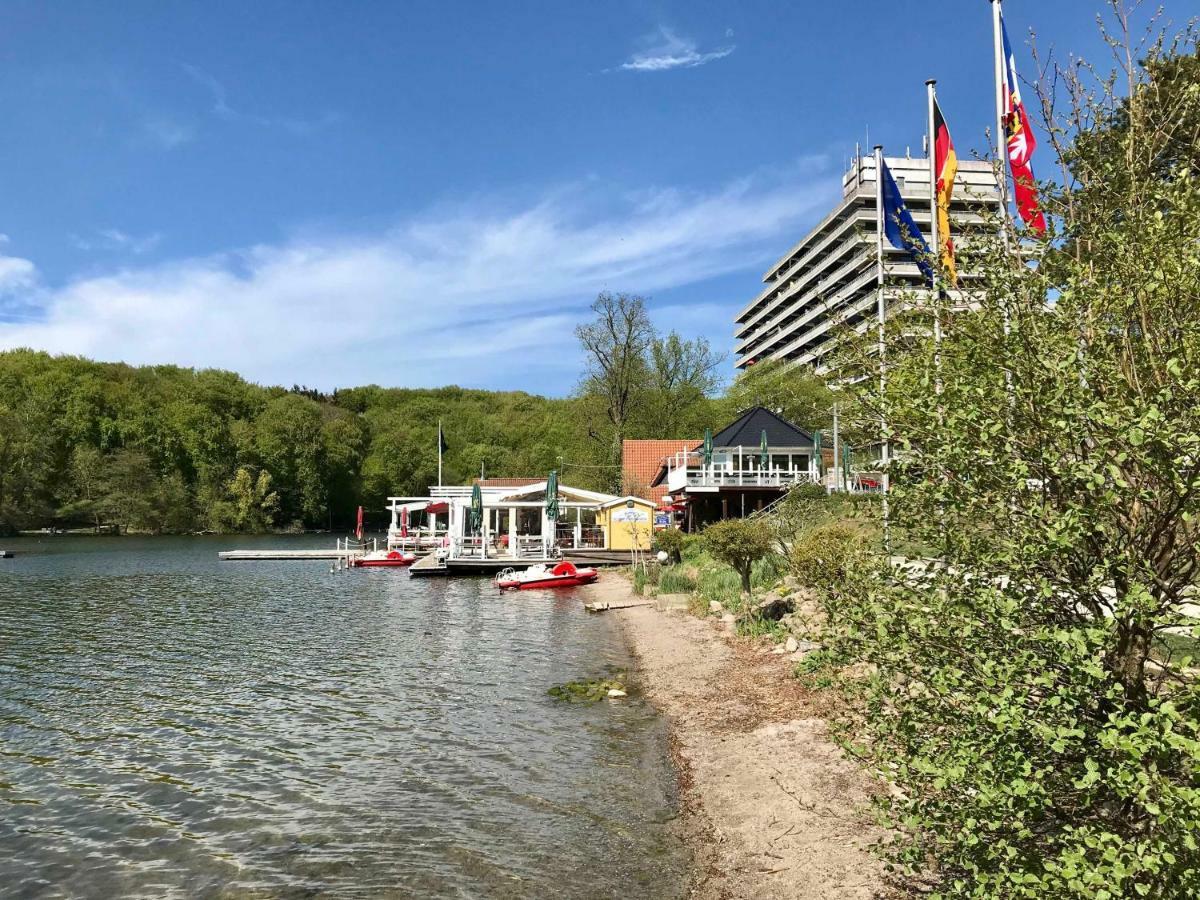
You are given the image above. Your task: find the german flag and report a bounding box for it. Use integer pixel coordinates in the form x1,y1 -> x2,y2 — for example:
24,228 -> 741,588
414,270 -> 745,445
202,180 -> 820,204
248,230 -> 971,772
933,96 -> 958,285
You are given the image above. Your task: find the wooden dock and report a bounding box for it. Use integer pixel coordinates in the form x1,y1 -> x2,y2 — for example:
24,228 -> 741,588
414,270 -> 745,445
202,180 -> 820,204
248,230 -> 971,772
0,550 -> 13,559
218,549 -> 355,561
408,553 -> 451,577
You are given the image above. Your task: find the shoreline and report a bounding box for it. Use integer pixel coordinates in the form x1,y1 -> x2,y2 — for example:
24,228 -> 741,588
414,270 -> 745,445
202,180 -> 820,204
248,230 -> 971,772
588,575 -> 885,899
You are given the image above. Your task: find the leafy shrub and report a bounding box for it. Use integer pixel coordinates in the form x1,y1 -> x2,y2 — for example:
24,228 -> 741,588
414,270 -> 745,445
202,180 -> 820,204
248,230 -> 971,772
788,522 -> 868,593
789,482 -> 829,501
654,527 -> 685,564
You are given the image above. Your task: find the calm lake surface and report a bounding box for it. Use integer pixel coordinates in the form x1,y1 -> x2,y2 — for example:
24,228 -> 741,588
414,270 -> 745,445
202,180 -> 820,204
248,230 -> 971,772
0,536 -> 687,898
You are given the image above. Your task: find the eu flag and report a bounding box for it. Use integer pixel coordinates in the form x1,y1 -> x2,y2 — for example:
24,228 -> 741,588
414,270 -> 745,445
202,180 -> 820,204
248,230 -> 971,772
880,158 -> 933,286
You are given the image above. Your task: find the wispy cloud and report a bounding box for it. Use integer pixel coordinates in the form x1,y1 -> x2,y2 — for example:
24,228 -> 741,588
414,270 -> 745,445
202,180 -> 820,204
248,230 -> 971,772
182,63 -> 339,135
71,229 -> 162,255
616,27 -> 735,73
139,117 -> 196,149
0,161 -> 837,390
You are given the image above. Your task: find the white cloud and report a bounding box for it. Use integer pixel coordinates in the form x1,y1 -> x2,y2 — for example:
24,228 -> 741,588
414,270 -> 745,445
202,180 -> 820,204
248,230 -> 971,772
182,63 -> 340,135
617,27 -> 735,73
0,255 -> 36,292
0,162 -> 837,391
72,229 -> 162,255
140,117 -> 196,149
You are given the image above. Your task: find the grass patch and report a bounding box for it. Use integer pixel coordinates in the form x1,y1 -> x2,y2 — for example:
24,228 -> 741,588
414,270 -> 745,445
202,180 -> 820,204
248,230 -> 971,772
658,567 -> 696,594
792,648 -> 843,689
1154,628 -> 1200,664
737,614 -> 789,641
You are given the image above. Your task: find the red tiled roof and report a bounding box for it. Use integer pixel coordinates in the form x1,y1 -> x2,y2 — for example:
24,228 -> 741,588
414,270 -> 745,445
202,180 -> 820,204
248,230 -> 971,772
622,439 -> 698,504
471,477 -> 543,488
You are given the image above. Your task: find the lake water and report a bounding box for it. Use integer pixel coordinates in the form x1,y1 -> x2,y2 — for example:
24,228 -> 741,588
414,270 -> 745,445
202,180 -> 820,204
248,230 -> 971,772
0,536 -> 688,898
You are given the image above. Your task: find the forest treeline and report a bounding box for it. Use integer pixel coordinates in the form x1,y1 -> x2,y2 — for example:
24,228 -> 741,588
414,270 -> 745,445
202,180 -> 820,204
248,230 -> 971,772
0,338 -> 832,535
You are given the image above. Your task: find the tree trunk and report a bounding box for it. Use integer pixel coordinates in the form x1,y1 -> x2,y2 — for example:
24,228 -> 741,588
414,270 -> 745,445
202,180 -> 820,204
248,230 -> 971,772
738,563 -> 752,594
1109,617 -> 1151,702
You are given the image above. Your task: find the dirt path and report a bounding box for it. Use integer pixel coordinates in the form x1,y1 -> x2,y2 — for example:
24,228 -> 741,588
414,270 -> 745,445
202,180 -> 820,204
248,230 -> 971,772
588,577 -> 886,899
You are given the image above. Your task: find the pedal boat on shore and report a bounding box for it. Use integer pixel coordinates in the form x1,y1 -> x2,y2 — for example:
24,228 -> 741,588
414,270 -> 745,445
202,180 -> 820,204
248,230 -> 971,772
496,560 -> 599,591
352,549 -> 417,568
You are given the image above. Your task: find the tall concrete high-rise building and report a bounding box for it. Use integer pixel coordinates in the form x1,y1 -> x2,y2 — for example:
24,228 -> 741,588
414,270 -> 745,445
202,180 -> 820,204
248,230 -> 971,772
733,153 -> 1002,373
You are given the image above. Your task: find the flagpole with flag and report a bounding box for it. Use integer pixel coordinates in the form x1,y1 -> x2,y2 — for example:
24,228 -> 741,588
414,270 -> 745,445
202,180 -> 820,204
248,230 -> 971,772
873,145 -> 890,549
926,79 -> 944,406
992,0 -> 1011,233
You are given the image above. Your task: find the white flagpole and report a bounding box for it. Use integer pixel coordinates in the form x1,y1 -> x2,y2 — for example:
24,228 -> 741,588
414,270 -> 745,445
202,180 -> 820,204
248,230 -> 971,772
926,79 -> 943,401
927,81 -> 949,539
992,0 -> 1015,408
992,0 -> 1011,229
873,145 -> 890,551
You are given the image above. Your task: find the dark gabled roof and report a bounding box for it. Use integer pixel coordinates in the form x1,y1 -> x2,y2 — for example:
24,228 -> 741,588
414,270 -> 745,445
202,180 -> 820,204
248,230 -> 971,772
710,406 -> 814,448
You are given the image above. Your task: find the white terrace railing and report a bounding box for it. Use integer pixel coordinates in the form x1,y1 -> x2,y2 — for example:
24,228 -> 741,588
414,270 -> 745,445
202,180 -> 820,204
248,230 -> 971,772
665,454 -> 819,493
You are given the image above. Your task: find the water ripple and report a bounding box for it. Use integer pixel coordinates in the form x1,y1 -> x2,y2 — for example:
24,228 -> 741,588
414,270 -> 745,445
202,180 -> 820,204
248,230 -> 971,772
0,536 -> 687,898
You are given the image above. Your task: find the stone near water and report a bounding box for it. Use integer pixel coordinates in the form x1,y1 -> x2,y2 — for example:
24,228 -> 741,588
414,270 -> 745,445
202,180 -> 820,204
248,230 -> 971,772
607,688 -> 627,698
709,600 -> 723,613
656,593 -> 691,613
785,636 -> 798,653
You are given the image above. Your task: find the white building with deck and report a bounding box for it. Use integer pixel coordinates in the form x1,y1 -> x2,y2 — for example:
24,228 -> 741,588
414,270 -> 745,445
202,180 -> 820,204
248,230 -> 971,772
649,406 -> 820,530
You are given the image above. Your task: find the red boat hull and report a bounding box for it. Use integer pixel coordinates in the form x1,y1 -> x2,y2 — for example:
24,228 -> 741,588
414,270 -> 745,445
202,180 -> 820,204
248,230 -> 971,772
497,569 -> 599,590
352,552 -> 416,568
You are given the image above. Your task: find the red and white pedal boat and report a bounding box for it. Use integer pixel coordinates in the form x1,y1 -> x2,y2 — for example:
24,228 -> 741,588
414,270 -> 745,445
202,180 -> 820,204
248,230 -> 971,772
351,549 -> 417,568
496,560 -> 599,591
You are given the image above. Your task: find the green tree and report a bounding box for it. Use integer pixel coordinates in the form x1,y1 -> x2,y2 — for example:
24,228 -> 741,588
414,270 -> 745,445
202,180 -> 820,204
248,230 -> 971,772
575,292 -> 654,478
642,332 -> 726,437
721,357 -> 835,432
702,518 -> 774,594
60,445 -> 107,530
220,468 -> 279,533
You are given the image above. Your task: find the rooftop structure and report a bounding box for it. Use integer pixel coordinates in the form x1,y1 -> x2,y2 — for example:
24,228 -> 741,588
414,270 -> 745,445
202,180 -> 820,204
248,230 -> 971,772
733,153 -> 1001,373
622,439 -> 698,505
646,406 -> 819,530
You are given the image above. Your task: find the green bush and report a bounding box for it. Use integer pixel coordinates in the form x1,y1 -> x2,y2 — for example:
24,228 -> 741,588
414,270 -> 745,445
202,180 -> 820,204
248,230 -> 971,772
789,482 -> 829,502
654,527 -> 685,564
788,521 -> 868,593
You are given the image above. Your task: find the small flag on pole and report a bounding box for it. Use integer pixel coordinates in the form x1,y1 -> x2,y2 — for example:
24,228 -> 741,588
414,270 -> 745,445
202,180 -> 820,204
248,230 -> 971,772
932,97 -> 959,284
438,424 -> 449,455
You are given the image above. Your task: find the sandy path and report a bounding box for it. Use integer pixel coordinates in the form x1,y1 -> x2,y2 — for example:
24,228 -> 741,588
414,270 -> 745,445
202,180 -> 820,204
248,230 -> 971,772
587,577 -> 885,899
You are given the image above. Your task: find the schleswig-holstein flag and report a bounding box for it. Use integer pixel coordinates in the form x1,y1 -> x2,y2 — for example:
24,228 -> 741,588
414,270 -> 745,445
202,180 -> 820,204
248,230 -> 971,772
1000,12 -> 1047,234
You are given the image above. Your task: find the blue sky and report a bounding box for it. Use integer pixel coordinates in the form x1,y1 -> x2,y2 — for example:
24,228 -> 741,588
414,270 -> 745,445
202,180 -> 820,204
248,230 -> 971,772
0,0 -> 1187,393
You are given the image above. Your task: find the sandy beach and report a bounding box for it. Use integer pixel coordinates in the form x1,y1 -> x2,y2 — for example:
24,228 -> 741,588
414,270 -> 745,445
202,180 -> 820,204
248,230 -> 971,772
586,575 -> 885,899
